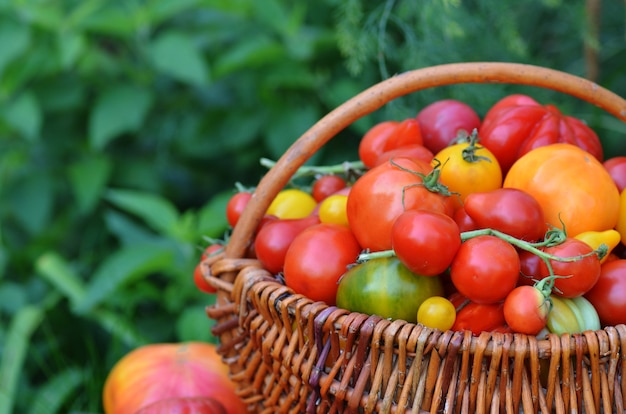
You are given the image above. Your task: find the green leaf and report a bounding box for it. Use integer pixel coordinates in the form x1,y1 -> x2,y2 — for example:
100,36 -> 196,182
88,85 -> 154,149
2,91 -> 42,141
213,35 -> 285,78
196,191 -> 231,240
75,244 -> 174,313
0,19 -> 30,77
0,282 -> 27,314
175,304 -> 216,343
35,253 -> 86,307
149,30 -> 210,86
56,30 -> 86,69
264,104 -> 320,160
68,155 -> 112,214
0,305 -> 45,414
8,173 -> 54,234
28,367 -> 84,414
105,188 -> 180,235
90,308 -> 148,347
104,209 -> 159,246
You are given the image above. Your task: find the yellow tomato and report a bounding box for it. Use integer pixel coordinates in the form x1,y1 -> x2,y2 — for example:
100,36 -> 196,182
266,188 -> 317,219
417,296 -> 456,331
433,134 -> 502,208
617,188 -> 626,246
318,194 -> 349,227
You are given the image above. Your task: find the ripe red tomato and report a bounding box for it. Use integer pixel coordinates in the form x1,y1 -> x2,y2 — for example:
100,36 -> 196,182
283,223 -> 361,305
603,156 -> 626,192
450,235 -> 520,304
584,259 -> 626,326
225,191 -> 252,228
312,175 -> 347,202
102,343 -> 245,414
503,284 -> 551,335
453,206 -> 478,233
537,237 -> 601,298
451,299 -> 506,335
135,397 -> 226,414
358,121 -> 398,168
518,249 -> 542,286
253,215 -> 320,274
374,144 -> 434,167
193,244 -> 223,294
464,188 -> 547,241
416,99 -> 481,154
383,118 -> 423,151
347,157 -> 455,251
479,94 -> 603,173
391,210 -> 461,276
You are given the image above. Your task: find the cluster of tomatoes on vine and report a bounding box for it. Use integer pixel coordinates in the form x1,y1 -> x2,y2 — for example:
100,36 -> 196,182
194,95 -> 626,337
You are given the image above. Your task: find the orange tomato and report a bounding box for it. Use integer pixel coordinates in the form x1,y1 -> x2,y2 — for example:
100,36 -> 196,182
503,143 -> 620,236
102,342 -> 245,414
616,189 -> 626,246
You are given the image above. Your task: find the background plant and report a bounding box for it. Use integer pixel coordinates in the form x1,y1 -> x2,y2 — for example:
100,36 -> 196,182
0,0 -> 624,412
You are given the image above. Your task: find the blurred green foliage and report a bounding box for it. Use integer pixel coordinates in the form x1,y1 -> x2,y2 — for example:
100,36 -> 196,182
0,0 -> 624,412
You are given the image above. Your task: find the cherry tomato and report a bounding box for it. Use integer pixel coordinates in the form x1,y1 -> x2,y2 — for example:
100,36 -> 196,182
266,188 -> 317,219
347,157 -> 455,252
336,257 -> 444,323
504,143 -> 620,236
433,133 -> 502,207
283,223 -> 361,305
358,121 -> 398,168
416,99 -> 481,154
374,144 -> 434,167
382,118 -> 423,151
503,284 -> 551,335
450,235 -> 520,304
584,259 -> 626,326
537,237 -> 601,298
318,194 -> 349,227
312,175 -> 347,202
479,94 -> 603,173
193,244 -> 223,294
391,209 -> 461,276
603,156 -> 626,192
253,215 -> 320,274
417,296 -> 456,331
453,206 -> 478,233
518,249 -> 542,286
451,298 -> 506,335
464,188 -> 547,241
225,191 -> 252,228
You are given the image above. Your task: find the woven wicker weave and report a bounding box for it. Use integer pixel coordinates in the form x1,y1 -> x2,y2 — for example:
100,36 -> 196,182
205,62 -> 626,413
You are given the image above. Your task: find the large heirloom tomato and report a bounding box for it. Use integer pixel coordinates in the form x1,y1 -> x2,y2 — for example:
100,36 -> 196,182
504,143 -> 620,236
478,94 -> 603,173
416,99 -> 481,154
102,342 -> 246,414
346,157 -> 454,251
336,257 -> 444,323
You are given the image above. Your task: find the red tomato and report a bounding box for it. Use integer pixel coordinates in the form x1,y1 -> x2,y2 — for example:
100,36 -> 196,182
312,175 -> 347,202
464,188 -> 547,241
603,156 -> 626,193
451,300 -> 506,335
416,99 -> 481,154
503,284 -> 551,335
283,223 -> 361,305
383,118 -> 423,151
584,259 -> 626,326
391,209 -> 461,276
135,397 -> 226,414
518,249 -> 542,286
537,237 -> 601,298
225,191 -> 252,228
346,157 -> 455,252
102,343 -> 245,414
193,244 -> 223,294
374,144 -> 434,167
450,235 -> 520,304
253,215 -> 320,274
453,206 -> 478,233
358,121 -> 399,168
479,94 -> 603,173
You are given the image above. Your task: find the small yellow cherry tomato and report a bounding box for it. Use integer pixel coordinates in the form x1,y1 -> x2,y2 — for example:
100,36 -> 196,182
318,194 -> 349,227
417,296 -> 456,331
433,132 -> 502,208
574,229 -> 621,263
266,189 -> 317,219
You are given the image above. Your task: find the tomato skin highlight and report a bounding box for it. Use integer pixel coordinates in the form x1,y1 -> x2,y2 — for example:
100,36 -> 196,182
284,223 -> 361,306
584,259 -> 626,326
391,209 -> 461,276
336,257 -> 444,323
503,285 -> 550,335
450,235 -> 520,304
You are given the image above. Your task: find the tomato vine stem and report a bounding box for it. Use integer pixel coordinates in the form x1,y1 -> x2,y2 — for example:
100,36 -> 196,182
260,158 -> 365,179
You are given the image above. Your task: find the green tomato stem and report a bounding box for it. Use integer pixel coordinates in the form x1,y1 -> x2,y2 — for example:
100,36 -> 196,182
260,158 -> 365,179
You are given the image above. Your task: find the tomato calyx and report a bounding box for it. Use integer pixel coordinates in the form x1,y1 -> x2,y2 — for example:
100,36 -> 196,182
455,129 -> 493,164
389,158 -> 455,198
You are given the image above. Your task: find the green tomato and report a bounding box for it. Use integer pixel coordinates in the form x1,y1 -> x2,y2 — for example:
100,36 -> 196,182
336,257 -> 444,323
546,295 -> 601,335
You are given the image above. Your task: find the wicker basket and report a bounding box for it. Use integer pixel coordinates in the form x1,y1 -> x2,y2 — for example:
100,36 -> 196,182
205,62 -> 626,413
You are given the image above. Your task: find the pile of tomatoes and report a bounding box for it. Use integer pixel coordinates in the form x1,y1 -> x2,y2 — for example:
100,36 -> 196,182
196,95 -> 626,338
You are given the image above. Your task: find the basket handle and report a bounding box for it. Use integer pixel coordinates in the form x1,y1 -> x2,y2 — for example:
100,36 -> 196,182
226,62 -> 626,264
